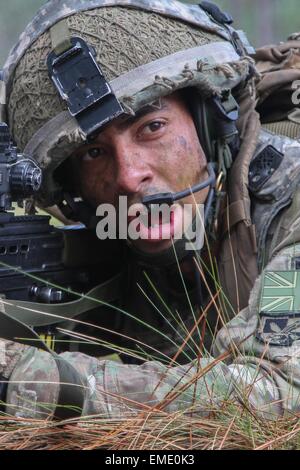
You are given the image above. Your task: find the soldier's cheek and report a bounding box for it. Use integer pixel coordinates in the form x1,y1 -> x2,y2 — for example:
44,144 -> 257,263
79,169 -> 110,206
156,136 -> 200,189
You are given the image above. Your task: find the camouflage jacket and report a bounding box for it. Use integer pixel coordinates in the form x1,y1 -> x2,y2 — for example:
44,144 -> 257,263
2,128 -> 300,420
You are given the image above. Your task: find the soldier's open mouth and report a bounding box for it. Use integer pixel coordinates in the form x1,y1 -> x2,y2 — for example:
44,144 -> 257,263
140,211 -> 175,240
127,204 -> 183,242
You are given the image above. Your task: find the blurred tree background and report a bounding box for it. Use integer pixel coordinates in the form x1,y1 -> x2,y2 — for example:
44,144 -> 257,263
0,0 -> 299,67
183,0 -> 300,45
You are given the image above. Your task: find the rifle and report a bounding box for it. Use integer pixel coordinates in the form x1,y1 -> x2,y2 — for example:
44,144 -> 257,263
0,122 -> 123,352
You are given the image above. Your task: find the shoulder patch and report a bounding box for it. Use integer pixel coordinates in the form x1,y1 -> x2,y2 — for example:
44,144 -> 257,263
256,271 -> 300,347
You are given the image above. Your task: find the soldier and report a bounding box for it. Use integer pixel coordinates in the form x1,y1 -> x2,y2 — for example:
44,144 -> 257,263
0,0 -> 300,420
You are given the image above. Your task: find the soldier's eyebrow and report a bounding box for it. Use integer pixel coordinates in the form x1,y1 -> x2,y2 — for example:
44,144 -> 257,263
116,100 -> 169,130
82,99 -> 170,147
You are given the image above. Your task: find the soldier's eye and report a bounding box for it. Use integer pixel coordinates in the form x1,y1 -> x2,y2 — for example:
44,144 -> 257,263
139,120 -> 166,137
148,121 -> 163,132
82,147 -> 106,161
88,148 -> 102,158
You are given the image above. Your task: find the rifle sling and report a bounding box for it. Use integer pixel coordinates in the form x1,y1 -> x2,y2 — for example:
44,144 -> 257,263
2,272 -> 122,327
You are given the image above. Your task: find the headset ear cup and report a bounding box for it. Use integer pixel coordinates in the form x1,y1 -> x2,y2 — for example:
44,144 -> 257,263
198,99 -> 215,162
184,89 -> 214,163
186,88 -> 241,169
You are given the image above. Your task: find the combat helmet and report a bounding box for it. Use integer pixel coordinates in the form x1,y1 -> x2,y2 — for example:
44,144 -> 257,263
2,0 -> 256,237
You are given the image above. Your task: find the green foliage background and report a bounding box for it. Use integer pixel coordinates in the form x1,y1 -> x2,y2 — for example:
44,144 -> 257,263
0,0 -> 299,66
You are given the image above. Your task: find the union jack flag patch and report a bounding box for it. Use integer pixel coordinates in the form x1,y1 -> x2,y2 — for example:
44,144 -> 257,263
256,271 -> 300,347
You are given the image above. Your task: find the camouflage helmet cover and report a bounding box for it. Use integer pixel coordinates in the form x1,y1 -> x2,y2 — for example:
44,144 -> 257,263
3,0 -> 254,206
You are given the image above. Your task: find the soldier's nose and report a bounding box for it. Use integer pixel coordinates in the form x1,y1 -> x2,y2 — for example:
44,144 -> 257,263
114,143 -> 153,195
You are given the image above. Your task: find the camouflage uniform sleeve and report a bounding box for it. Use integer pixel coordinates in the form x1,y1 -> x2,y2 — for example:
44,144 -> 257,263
5,345 -> 235,419
0,339 -> 29,380
4,338 -> 283,419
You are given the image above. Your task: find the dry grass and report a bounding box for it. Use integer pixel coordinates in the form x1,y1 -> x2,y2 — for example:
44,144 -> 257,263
1,403 -> 300,450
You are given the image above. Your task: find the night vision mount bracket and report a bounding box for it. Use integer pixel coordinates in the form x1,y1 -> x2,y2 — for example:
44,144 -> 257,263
47,36 -> 124,137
